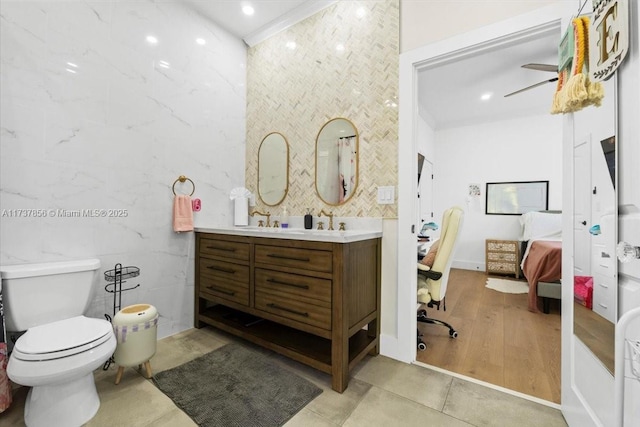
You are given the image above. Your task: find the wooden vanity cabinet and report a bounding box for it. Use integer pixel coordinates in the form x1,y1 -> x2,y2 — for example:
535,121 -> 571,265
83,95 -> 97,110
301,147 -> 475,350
195,232 -> 382,393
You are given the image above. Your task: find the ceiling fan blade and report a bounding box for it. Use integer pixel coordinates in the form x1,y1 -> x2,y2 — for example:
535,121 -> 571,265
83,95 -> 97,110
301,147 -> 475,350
522,63 -> 558,73
504,77 -> 559,97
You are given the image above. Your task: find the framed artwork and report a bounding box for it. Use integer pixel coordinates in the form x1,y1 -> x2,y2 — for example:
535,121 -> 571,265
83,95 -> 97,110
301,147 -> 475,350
485,181 -> 549,215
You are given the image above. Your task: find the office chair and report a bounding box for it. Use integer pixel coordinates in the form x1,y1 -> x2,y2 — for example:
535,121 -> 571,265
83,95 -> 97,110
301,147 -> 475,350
417,206 -> 464,351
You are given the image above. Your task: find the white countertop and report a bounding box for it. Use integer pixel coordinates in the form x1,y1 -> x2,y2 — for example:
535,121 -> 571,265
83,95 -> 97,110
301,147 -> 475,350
195,226 -> 382,243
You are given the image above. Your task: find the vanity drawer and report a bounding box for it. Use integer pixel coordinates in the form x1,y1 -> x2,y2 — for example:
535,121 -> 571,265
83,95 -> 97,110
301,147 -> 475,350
200,257 -> 249,283
200,238 -> 249,261
255,291 -> 331,330
255,268 -> 331,304
255,245 -> 332,273
199,274 -> 249,306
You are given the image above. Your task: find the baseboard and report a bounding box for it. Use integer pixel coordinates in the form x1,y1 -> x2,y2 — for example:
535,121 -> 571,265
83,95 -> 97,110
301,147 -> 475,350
452,260 -> 484,272
379,333 -> 412,363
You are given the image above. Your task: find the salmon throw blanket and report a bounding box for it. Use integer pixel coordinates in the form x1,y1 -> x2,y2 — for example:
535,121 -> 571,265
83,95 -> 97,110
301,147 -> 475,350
522,240 -> 562,312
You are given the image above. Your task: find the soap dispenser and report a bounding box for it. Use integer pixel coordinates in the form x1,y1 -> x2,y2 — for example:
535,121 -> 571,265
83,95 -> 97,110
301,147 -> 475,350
304,209 -> 313,230
281,206 -> 289,229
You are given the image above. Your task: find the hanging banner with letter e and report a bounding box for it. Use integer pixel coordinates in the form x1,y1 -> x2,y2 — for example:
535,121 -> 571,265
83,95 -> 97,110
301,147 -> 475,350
590,0 -> 629,82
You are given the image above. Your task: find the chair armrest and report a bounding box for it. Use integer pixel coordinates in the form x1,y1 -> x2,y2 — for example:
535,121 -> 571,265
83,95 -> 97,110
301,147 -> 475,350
417,263 -> 431,272
417,263 -> 442,280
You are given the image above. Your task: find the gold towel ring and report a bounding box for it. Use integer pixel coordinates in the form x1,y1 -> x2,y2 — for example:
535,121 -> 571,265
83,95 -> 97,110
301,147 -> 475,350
172,175 -> 195,196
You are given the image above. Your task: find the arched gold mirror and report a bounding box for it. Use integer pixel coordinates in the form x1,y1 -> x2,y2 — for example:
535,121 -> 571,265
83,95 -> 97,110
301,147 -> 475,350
258,132 -> 289,206
315,118 -> 359,205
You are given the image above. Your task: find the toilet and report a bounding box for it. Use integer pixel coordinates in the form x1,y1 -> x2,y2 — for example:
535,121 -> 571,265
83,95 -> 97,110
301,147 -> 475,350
1,259 -> 116,427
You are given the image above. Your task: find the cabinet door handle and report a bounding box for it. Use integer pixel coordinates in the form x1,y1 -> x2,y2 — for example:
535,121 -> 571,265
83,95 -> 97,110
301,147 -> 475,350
207,265 -> 235,274
599,283 -> 609,289
267,278 -> 309,290
598,303 -> 608,309
207,246 -> 236,252
206,286 -> 235,296
266,254 -> 310,262
267,303 -> 309,317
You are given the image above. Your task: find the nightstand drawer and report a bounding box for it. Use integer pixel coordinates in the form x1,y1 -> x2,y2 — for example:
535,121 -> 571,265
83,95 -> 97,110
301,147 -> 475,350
488,252 -> 517,262
487,261 -> 517,274
487,240 -> 518,253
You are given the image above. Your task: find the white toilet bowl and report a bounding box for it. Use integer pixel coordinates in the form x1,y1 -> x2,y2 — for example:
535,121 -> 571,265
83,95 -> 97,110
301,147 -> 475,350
8,316 -> 116,427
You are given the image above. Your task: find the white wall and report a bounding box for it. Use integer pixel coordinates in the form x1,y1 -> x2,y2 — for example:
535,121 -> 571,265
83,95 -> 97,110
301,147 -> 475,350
0,0 -> 247,338
434,113 -> 562,270
400,0 -> 560,52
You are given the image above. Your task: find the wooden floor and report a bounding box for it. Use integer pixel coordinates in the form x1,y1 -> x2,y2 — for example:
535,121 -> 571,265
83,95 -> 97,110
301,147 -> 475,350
416,269 -> 561,404
574,301 -> 615,373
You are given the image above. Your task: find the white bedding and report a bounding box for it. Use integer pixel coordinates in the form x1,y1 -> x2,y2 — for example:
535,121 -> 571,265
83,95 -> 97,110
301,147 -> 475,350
519,211 -> 562,241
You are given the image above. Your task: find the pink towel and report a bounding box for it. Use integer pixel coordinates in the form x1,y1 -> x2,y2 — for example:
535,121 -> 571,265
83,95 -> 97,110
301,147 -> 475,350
173,195 -> 193,232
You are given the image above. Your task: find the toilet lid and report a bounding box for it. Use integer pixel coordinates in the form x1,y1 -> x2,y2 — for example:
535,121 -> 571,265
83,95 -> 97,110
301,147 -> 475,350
13,316 -> 113,361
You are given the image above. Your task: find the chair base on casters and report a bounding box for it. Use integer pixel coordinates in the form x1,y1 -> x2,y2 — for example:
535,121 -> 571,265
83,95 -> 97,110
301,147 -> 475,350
416,309 -> 458,351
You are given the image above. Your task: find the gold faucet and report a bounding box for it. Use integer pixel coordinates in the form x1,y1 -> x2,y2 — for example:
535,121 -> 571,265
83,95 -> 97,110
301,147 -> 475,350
319,209 -> 334,230
250,210 -> 271,227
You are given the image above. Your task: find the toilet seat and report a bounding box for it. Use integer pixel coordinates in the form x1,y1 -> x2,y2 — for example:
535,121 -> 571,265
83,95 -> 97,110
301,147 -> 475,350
13,316 -> 113,361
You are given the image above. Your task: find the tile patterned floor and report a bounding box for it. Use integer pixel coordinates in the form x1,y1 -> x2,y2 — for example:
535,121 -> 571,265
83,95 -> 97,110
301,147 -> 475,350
1,328 -> 568,427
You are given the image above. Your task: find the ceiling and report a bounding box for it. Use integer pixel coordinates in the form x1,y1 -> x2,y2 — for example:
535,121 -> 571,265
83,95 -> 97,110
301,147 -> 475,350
180,1 -> 561,129
418,31 -> 560,129
180,0 -> 330,46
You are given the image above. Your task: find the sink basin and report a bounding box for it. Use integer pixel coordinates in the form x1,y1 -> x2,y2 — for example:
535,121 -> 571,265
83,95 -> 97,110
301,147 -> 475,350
236,227 -> 350,235
198,225 -> 381,243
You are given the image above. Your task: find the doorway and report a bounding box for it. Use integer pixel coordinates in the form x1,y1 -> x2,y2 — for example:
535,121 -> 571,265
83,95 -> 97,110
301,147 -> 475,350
397,3 -> 575,405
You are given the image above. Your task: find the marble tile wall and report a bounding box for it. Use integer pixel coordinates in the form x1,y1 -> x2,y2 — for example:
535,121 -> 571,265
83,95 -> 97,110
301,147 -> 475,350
246,0 -> 399,219
0,0 -> 247,337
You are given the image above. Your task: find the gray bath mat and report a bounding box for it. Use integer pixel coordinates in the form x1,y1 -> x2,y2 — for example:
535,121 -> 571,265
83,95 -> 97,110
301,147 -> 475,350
152,342 -> 322,426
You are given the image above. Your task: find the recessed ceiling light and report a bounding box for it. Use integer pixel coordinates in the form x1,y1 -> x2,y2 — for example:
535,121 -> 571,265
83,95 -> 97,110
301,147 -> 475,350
356,7 -> 366,18
158,60 -> 171,69
481,92 -> 493,101
196,38 -> 206,45
286,41 -> 296,50
336,43 -> 345,52
66,62 -> 78,68
242,5 -> 254,16
146,35 -> 158,45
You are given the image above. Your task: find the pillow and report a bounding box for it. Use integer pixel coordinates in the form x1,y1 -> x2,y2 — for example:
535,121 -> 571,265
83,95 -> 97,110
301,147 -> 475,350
420,240 -> 439,267
520,211 -> 562,241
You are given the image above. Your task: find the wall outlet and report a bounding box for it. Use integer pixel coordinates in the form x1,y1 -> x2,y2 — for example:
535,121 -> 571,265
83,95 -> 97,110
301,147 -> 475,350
377,186 -> 395,204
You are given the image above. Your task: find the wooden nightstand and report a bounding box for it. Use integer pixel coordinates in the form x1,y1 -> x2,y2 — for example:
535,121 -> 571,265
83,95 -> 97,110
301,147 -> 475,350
486,239 -> 520,279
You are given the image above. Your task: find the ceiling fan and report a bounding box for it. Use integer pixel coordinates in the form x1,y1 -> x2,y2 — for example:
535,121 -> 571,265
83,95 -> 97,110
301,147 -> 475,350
504,63 -> 559,97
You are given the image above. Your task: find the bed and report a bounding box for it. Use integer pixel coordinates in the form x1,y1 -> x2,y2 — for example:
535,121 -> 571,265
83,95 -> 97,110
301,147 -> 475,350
519,211 -> 563,313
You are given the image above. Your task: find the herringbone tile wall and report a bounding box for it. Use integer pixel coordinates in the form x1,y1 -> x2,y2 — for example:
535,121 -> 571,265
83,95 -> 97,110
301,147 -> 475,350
246,0 -> 399,219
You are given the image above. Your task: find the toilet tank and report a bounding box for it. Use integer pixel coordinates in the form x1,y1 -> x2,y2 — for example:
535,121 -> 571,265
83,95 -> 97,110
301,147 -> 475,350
0,258 -> 101,332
